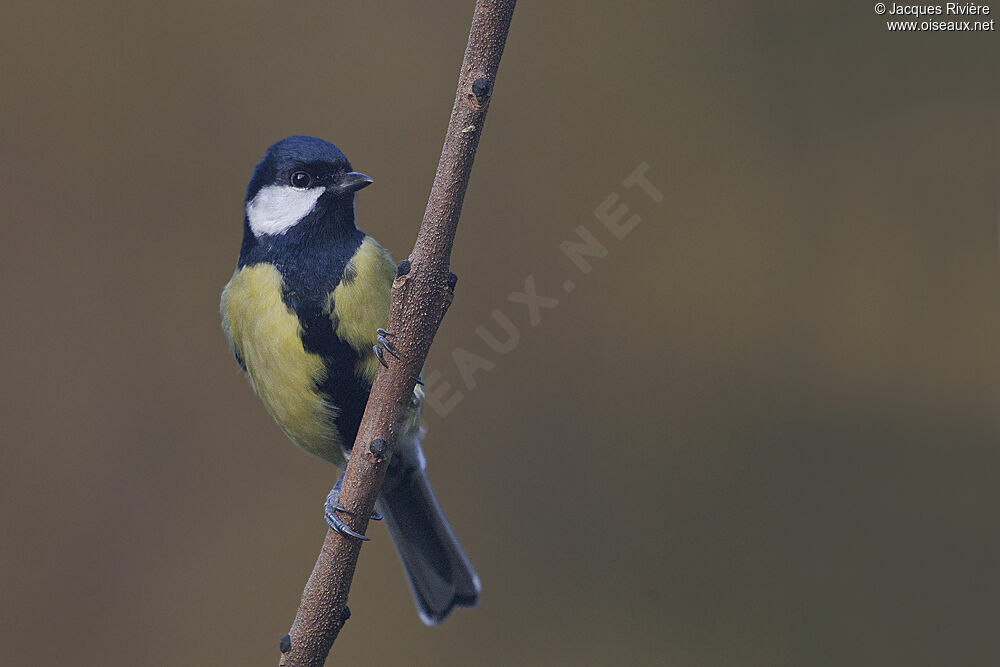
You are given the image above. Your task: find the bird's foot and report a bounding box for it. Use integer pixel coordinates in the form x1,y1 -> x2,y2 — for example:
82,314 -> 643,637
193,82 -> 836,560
324,472 -> 381,541
374,329 -> 423,385
374,328 -> 399,368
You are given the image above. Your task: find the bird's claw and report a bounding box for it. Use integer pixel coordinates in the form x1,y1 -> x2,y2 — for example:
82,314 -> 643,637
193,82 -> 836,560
324,474 -> 380,541
377,331 -> 423,386
333,500 -> 382,521
374,328 -> 400,368
325,503 -> 369,541
377,332 -> 400,359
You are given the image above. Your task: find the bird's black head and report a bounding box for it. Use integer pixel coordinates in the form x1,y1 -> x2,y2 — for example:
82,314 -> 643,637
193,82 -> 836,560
241,136 -> 372,246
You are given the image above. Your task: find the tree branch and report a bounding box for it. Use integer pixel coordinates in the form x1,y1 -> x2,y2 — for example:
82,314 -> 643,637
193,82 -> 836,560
278,2 -> 516,664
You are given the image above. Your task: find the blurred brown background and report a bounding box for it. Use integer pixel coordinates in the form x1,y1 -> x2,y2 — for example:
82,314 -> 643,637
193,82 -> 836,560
1,1 -> 996,665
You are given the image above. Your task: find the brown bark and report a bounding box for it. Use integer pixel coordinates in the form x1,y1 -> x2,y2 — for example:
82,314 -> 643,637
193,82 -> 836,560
278,2 -> 517,664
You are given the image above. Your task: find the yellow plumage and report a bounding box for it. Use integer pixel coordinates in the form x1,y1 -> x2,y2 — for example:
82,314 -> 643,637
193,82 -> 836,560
220,236 -> 422,466
332,237 -> 397,382
221,262 -> 344,462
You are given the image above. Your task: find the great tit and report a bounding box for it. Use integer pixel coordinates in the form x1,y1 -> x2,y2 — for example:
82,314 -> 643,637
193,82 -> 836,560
220,136 -> 479,625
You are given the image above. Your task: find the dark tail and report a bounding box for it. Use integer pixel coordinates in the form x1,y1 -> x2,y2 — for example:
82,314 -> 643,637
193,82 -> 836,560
376,456 -> 480,625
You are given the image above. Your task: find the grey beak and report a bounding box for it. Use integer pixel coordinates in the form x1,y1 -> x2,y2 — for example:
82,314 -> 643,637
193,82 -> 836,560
333,171 -> 374,195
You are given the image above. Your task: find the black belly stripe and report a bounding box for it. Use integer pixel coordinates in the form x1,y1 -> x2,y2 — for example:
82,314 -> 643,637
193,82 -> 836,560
295,301 -> 371,452
237,204 -> 371,452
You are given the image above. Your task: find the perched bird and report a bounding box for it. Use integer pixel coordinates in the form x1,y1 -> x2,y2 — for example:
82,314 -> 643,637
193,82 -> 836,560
220,136 -> 479,624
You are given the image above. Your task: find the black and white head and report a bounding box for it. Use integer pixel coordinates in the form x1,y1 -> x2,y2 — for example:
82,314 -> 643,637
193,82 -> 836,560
243,135 -> 373,240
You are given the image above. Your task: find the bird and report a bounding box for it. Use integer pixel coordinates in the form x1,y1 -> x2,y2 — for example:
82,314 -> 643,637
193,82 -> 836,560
220,135 -> 480,625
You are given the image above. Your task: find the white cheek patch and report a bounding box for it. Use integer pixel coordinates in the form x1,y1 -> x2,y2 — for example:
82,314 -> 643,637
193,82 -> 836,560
246,185 -> 324,237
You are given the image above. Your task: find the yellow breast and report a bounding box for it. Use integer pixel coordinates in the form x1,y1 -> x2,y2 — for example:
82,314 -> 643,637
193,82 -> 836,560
221,262 -> 344,464
220,236 -> 423,465
334,237 -> 425,434
331,236 -> 397,381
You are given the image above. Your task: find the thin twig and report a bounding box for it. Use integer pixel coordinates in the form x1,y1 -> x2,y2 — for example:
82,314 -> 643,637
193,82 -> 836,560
278,2 -> 517,664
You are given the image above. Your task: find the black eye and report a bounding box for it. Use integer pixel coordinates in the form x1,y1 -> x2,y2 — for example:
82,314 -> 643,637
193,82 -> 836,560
290,171 -> 311,188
